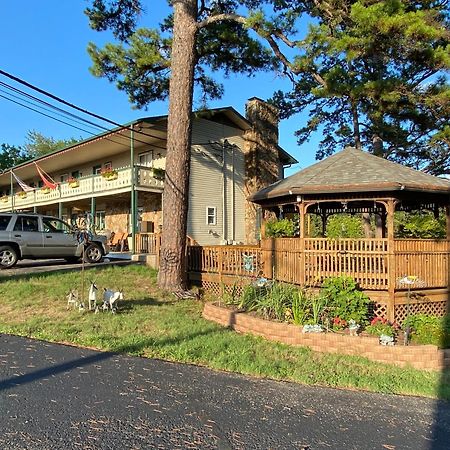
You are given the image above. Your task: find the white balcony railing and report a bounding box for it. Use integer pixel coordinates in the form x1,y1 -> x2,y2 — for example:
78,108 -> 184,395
0,166 -> 163,211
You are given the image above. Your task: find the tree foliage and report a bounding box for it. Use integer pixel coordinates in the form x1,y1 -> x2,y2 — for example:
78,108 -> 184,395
268,1 -> 450,174
24,131 -> 80,159
1,132 -> 79,172
86,1 -> 278,108
0,144 -> 28,171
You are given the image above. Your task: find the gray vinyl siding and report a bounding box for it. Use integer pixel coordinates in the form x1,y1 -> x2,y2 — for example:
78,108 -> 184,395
188,119 -> 247,245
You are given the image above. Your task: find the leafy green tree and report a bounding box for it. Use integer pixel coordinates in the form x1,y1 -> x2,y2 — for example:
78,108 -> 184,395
395,211 -> 446,238
269,1 -> 449,174
24,131 -> 80,158
325,214 -> 365,239
0,144 -> 28,171
84,0 -> 291,290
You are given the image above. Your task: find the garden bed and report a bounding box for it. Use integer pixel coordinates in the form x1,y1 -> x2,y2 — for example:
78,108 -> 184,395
203,302 -> 450,371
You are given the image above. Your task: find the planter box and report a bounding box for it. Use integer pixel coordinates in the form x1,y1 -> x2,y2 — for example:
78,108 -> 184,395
202,302 -> 449,371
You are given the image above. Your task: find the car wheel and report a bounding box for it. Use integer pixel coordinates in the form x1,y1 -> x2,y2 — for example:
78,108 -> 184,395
84,243 -> 103,264
0,245 -> 18,268
65,256 -> 80,264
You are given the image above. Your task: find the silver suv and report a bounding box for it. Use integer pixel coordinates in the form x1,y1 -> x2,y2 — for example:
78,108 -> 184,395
0,213 -> 109,268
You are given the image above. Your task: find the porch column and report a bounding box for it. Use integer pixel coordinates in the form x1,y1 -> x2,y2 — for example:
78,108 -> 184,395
90,198 -> 96,228
130,124 -> 136,254
33,205 -> 37,213
58,202 -> 63,219
386,199 -> 396,322
297,201 -> 307,285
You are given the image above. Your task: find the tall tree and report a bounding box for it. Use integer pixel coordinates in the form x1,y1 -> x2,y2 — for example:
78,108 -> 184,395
85,0 -> 287,290
269,1 -> 449,174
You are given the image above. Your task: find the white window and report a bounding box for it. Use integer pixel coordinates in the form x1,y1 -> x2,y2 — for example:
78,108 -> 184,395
139,151 -> 153,167
206,207 -> 216,226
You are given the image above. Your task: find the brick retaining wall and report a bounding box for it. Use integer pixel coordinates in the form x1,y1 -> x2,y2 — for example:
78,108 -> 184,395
203,302 -> 450,371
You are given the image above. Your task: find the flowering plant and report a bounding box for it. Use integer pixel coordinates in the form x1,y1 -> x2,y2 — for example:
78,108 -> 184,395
1,195 -> 9,203
365,317 -> 399,337
17,190 -> 28,198
67,177 -> 80,188
41,186 -> 51,194
332,316 -> 347,331
101,168 -> 118,179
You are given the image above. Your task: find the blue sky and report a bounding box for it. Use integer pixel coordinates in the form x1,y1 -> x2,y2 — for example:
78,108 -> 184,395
0,1 -> 318,173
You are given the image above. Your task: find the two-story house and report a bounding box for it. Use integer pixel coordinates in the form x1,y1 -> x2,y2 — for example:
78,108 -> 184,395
0,98 -> 296,253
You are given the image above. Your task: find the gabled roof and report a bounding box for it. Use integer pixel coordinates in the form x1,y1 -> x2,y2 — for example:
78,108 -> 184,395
251,147 -> 450,202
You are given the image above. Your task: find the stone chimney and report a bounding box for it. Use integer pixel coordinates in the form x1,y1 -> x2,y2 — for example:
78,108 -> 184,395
243,97 -> 281,244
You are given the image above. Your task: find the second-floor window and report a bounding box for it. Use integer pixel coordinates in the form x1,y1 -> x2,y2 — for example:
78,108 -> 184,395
139,151 -> 153,167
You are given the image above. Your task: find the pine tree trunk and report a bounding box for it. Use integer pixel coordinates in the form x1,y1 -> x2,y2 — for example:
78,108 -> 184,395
158,0 -> 197,291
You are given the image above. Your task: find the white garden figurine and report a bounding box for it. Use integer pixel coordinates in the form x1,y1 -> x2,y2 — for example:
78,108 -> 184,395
88,281 -> 98,311
102,288 -> 124,313
66,289 -> 79,309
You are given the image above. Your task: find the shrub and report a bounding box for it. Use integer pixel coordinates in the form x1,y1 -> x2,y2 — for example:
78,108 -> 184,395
265,218 -> 295,237
320,276 -> 370,325
404,314 -> 450,348
325,214 -> 364,239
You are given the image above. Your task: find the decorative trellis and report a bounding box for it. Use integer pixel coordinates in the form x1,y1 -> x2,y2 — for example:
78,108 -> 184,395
395,301 -> 448,325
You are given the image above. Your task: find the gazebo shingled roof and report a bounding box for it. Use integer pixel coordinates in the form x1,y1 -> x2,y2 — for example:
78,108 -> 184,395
250,147 -> 450,202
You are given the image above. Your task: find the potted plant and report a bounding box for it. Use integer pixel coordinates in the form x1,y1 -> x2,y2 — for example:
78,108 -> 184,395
17,191 -> 28,199
152,167 -> 165,180
365,317 -> 398,345
67,177 -> 80,188
1,196 -> 9,203
41,186 -> 51,194
101,168 -> 118,181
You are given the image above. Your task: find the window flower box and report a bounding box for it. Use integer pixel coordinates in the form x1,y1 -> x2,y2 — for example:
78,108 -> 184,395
41,187 -> 51,195
101,169 -> 118,181
17,191 -> 28,199
67,177 -> 80,188
152,167 -> 165,180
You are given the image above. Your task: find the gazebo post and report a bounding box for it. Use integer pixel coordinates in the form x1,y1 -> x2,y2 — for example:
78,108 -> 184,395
297,201 -> 307,285
386,199 -> 397,322
446,205 -> 450,240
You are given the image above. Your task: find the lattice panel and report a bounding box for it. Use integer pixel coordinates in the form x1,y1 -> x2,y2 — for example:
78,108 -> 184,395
369,303 -> 388,320
395,301 -> 448,325
200,281 -> 222,296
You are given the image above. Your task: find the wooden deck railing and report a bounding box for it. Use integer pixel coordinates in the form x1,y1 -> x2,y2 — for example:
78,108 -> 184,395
135,232 -> 159,254
394,239 -> 450,288
187,238 -> 450,292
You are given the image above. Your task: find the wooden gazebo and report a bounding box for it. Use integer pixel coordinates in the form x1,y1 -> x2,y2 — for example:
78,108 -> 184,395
249,147 -> 450,322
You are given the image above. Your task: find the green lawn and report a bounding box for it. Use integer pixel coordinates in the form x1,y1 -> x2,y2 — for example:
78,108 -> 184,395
0,264 -> 449,399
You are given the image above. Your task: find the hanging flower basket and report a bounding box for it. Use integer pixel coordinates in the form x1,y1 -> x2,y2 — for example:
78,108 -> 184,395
17,191 -> 28,199
101,169 -> 118,181
67,177 -> 80,188
41,187 -> 51,195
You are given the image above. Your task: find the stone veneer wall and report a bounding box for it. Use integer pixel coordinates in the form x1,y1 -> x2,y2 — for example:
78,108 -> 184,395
243,98 -> 281,244
203,303 -> 450,371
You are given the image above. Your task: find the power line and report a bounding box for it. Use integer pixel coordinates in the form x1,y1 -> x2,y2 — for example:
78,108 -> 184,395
0,76 -> 168,152
0,68 -> 168,143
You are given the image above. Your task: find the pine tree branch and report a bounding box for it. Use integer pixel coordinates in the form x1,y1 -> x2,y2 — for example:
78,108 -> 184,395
197,13 -> 246,29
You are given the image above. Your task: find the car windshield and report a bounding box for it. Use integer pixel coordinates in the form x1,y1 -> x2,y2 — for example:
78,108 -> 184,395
0,215 -> 11,231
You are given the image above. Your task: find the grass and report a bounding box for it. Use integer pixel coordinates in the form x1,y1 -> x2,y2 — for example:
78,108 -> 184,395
0,264 -> 449,400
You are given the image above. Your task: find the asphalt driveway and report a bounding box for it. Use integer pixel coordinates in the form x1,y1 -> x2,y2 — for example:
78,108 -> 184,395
1,334 -> 450,449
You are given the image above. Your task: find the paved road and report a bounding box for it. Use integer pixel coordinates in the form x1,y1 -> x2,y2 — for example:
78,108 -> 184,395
1,335 -> 449,450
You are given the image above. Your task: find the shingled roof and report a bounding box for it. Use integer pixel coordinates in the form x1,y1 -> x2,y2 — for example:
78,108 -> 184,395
251,147 -> 450,202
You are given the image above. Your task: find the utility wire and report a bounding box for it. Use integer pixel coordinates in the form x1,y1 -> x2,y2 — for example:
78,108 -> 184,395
0,78 -> 168,152
0,68 -> 168,143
